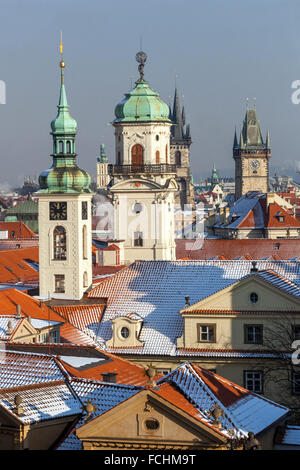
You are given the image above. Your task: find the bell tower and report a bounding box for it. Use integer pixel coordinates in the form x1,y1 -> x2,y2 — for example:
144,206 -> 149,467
37,39 -> 93,300
233,102 -> 271,200
108,52 -> 177,262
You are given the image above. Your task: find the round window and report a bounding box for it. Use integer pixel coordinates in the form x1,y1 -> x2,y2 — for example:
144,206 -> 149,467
250,292 -> 258,304
133,202 -> 143,214
144,419 -> 160,431
120,327 -> 130,339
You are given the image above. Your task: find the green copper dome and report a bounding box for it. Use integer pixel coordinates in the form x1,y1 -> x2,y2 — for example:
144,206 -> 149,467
39,162 -> 91,194
114,80 -> 171,123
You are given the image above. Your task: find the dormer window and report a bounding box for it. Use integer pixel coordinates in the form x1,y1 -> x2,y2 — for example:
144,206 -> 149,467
106,314 -> 144,348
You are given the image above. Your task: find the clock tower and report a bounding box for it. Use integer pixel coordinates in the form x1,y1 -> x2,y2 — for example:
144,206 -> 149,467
37,42 -> 93,300
233,105 -> 271,200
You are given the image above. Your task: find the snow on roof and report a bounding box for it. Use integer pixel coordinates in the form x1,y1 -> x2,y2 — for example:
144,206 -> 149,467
30,318 -> 62,329
158,363 -> 289,438
0,350 -> 66,389
0,381 -> 81,424
58,355 -> 105,369
276,426 -> 300,446
88,259 -> 300,356
57,378 -> 141,450
0,316 -> 23,339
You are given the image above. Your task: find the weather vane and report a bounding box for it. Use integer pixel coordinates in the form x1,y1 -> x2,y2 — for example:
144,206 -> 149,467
59,31 -> 65,82
136,51 -> 147,81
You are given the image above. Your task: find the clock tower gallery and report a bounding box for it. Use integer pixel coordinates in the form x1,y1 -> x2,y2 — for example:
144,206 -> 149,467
233,105 -> 271,200
37,45 -> 93,300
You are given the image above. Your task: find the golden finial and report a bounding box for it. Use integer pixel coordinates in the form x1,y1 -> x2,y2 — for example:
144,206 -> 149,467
59,31 -> 65,69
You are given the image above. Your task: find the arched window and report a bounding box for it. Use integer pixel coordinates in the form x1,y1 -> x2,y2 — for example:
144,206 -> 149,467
59,141 -> 64,153
165,144 -> 168,164
131,144 -> 143,166
83,271 -> 88,288
53,226 -> 66,260
66,141 -> 71,153
156,150 -> 160,164
175,150 -> 181,165
82,225 -> 87,259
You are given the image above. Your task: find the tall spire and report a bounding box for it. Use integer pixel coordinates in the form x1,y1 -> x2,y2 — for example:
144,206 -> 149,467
171,87 -> 184,140
233,128 -> 238,149
240,102 -> 264,148
266,130 -> 271,149
51,35 -> 77,138
38,37 -> 91,194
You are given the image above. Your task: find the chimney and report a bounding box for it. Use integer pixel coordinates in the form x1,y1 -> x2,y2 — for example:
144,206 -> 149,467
13,395 -> 24,416
6,320 -> 13,336
15,304 -> 22,319
101,372 -> 117,384
184,296 -> 190,307
250,261 -> 258,273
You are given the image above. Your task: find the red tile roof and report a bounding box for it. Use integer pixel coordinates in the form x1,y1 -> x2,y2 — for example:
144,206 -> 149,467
0,222 -> 37,239
176,238 -> 300,260
58,350 -> 154,386
52,304 -> 105,331
191,364 -> 249,407
267,202 -> 300,228
0,247 -> 39,283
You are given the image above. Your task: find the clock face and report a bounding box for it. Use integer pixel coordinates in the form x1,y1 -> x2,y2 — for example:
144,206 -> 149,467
250,159 -> 260,169
82,201 -> 88,220
49,202 -> 67,220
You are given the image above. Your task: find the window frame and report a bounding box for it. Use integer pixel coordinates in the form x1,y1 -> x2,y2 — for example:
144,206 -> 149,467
292,371 -> 300,395
244,324 -> 263,345
53,226 -> 67,261
244,370 -> 263,393
133,231 -> 143,247
54,274 -> 65,293
197,324 -> 216,343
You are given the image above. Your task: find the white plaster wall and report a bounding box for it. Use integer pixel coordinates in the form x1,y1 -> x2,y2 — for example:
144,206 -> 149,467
38,193 -> 93,300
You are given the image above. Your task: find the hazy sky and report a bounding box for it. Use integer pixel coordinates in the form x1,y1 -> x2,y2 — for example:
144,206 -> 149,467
1,0 -> 300,188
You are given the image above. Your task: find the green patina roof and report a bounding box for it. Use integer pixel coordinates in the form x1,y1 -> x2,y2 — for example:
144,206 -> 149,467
50,76 -> 77,135
6,200 -> 38,214
114,80 -> 171,123
39,163 -> 91,194
38,65 -> 91,195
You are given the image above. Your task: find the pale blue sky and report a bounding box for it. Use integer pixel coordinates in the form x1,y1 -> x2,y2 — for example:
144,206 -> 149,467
1,0 -> 300,186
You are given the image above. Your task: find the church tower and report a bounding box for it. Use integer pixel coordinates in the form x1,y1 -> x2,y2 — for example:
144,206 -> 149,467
37,41 -> 93,300
96,143 -> 110,190
233,104 -> 271,200
108,51 -> 177,262
169,88 -> 194,208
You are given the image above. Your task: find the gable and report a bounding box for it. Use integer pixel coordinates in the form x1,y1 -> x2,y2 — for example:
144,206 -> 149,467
110,178 -> 163,192
182,276 -> 300,312
75,390 -> 225,447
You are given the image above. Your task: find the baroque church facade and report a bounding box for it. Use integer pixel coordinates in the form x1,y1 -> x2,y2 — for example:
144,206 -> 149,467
108,52 -> 178,263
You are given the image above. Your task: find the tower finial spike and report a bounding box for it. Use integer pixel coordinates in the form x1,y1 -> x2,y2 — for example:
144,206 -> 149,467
59,31 -> 65,83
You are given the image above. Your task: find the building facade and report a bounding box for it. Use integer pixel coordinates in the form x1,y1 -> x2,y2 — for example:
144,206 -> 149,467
108,52 -> 177,262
